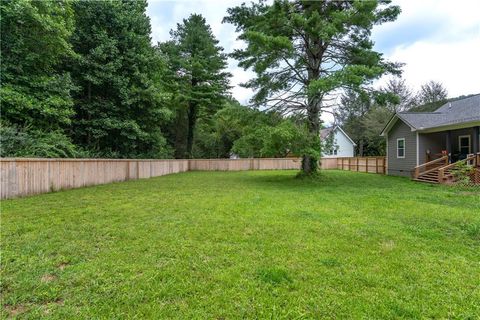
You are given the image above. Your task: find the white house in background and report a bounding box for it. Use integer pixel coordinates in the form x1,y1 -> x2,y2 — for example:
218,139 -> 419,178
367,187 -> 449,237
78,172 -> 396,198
321,126 -> 356,158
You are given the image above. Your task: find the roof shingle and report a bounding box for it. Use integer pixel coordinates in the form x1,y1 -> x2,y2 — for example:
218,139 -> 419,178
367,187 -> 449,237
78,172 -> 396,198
397,94 -> 480,130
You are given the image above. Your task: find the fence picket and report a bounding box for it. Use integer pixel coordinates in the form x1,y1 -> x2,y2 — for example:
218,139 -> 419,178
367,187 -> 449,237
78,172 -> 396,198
0,156 -> 385,199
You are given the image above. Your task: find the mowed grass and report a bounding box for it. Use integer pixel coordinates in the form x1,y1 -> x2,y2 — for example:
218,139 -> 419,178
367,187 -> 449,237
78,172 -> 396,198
1,170 -> 479,319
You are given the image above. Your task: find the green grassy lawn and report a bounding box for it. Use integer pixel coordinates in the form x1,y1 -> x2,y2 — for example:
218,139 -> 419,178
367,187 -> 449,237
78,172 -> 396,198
2,170 -> 479,319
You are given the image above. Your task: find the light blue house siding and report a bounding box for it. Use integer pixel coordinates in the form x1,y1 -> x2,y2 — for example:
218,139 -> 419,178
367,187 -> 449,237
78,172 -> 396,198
322,127 -> 356,158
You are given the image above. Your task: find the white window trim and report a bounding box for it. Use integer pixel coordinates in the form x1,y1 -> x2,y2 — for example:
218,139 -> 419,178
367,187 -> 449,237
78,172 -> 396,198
397,138 -> 405,159
458,135 -> 471,154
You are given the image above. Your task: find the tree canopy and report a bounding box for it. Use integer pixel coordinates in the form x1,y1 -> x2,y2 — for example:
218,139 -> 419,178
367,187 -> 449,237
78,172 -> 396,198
160,14 -> 231,158
68,0 -> 171,158
224,0 -> 401,174
3,0 -> 464,171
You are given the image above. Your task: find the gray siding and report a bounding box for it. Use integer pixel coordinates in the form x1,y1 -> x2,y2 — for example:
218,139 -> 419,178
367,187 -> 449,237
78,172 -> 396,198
451,128 -> 475,154
387,120 -> 417,177
418,132 -> 445,164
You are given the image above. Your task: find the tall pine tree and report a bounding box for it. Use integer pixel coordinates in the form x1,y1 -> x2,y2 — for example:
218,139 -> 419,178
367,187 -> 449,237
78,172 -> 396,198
159,14 -> 230,159
69,0 -> 171,158
224,0 -> 401,174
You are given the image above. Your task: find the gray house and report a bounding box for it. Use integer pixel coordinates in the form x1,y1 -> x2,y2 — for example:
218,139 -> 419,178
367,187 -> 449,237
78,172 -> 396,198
381,94 -> 480,181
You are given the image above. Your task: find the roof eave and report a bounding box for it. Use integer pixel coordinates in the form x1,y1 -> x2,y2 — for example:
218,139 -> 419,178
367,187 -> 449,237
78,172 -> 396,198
334,126 -> 357,146
417,120 -> 480,133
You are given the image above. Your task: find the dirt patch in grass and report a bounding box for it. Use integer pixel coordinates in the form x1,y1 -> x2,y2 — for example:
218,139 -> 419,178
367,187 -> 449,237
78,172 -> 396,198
41,274 -> 57,283
58,263 -> 69,271
4,304 -> 28,318
42,299 -> 65,315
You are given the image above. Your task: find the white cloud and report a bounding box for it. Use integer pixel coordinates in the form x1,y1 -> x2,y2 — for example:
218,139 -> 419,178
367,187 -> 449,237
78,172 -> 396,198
147,0 -> 480,123
373,0 -> 480,97
388,39 -> 480,97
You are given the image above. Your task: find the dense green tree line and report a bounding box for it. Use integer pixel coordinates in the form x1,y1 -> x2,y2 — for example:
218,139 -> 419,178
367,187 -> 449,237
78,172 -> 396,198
0,0 -> 322,161
1,0 -> 231,158
337,79 -> 450,157
5,0 -> 444,173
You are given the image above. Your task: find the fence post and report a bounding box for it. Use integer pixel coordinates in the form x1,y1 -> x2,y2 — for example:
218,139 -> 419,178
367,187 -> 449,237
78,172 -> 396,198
366,158 -> 369,173
356,158 -> 359,172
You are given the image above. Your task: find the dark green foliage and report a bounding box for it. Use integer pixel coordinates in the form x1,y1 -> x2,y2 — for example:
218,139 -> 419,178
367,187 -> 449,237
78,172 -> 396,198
193,102 -> 312,159
361,106 -> 392,155
224,0 -> 401,174
1,0 -> 78,156
336,89 -> 373,156
1,0 -> 75,130
409,94 -> 477,112
232,120 -> 313,158
68,0 -> 171,158
417,80 -> 448,105
160,14 -> 230,158
338,78 -> 416,156
408,100 -> 447,112
379,78 -> 416,111
191,99 -> 242,158
0,122 -> 84,158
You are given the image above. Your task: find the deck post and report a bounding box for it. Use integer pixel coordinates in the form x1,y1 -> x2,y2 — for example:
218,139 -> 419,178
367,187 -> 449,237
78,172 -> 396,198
446,130 -> 452,163
473,126 -> 479,154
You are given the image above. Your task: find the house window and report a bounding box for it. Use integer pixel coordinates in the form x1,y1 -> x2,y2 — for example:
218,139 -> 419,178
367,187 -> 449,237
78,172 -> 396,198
459,135 -> 471,154
333,149 -> 338,156
397,138 -> 405,158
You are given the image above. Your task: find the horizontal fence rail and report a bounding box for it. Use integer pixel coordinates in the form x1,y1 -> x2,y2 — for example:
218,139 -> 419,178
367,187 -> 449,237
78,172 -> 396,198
0,157 -> 385,199
0,158 -> 189,200
336,157 -> 387,174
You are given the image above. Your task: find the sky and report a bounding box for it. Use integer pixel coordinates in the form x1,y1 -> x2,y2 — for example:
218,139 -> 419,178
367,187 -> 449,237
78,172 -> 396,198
146,0 -> 480,124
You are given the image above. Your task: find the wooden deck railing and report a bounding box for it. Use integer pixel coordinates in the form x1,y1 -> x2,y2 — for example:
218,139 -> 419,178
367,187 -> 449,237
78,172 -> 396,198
438,153 -> 479,183
413,155 -> 448,179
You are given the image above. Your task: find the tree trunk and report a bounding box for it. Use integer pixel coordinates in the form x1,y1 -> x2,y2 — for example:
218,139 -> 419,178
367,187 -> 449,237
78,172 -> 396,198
359,139 -> 364,157
302,98 -> 320,175
186,102 -> 198,159
87,82 -> 92,146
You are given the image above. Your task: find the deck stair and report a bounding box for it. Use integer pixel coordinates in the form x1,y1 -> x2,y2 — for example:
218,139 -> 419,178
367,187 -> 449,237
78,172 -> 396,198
412,153 -> 480,184
414,166 -> 453,183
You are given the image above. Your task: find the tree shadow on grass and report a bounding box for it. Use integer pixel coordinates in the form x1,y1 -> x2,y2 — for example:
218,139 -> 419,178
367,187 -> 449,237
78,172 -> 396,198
239,170 -> 390,190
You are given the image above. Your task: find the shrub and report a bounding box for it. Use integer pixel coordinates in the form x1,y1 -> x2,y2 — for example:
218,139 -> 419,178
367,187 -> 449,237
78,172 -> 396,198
0,122 -> 87,158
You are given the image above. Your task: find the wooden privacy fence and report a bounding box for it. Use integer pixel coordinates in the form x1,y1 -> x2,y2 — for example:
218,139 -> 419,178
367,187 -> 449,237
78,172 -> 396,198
336,156 -> 387,174
0,158 -> 189,200
189,158 -> 300,171
188,157 -> 338,171
0,156 -> 385,199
